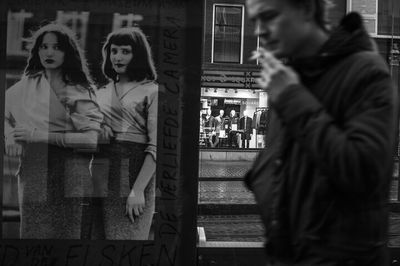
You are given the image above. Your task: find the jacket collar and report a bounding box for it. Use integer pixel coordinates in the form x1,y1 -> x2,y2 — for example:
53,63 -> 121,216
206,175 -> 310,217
288,12 -> 376,81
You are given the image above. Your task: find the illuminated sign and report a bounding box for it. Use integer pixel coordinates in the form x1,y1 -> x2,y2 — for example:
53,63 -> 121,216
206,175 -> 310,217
201,70 -> 261,89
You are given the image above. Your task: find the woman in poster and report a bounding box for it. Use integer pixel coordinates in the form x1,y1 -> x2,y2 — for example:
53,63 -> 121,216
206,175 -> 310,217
96,26 -> 158,240
4,23 -> 103,239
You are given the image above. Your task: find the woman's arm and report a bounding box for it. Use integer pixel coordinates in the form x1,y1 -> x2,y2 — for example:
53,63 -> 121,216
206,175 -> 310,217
126,153 -> 156,223
4,81 -> 24,157
13,96 -> 102,152
126,84 -> 158,223
4,118 -> 23,157
13,127 -> 99,152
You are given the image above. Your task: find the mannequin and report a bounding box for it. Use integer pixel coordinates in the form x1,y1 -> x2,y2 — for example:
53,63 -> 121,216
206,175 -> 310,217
228,109 -> 239,148
203,108 -> 217,147
214,109 -> 225,136
239,110 -> 253,148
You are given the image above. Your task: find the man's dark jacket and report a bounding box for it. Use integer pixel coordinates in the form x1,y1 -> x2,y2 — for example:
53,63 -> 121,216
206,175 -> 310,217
245,12 -> 399,263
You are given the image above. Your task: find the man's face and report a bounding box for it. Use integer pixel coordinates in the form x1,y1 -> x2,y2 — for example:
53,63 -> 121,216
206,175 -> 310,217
246,0 -> 311,58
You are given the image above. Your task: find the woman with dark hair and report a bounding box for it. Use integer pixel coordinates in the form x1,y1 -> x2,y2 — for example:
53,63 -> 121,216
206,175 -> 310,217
4,23 -> 103,239
95,27 -> 157,240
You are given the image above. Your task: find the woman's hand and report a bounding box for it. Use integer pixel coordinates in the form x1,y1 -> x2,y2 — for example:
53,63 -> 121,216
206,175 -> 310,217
5,135 -> 23,157
99,124 -> 114,143
125,189 -> 145,223
12,126 -> 34,143
12,126 -> 49,144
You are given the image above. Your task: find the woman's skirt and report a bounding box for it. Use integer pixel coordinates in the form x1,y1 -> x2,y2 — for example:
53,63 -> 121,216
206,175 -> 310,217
18,143 -> 93,239
95,140 -> 155,240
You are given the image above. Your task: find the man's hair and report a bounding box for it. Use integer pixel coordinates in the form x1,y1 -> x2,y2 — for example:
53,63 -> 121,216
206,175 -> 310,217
287,0 -> 333,32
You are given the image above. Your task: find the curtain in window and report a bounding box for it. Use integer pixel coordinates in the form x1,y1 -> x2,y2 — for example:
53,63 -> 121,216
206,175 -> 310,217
378,0 -> 399,36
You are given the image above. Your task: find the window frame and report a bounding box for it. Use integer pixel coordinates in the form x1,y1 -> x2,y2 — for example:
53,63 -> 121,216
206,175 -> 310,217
211,3 -> 245,64
112,13 -> 144,31
347,0 -> 400,39
6,10 -> 33,56
56,11 -> 90,48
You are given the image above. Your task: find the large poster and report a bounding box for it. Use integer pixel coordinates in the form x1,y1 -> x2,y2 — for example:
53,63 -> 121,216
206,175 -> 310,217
0,0 -> 202,265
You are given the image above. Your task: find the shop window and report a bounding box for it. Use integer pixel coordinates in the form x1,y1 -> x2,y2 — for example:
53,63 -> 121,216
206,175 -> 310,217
199,88 -> 268,149
198,88 -> 265,251
112,13 -> 144,31
212,4 -> 244,63
56,11 -> 89,48
6,10 -> 33,56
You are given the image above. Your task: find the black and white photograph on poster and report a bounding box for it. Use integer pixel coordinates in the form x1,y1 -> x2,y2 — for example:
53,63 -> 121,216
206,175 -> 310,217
4,4 -> 159,242
1,0 -> 202,265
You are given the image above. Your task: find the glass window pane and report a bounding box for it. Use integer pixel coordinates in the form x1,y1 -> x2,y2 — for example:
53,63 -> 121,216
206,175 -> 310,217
213,5 -> 242,63
215,6 -> 242,26
378,0 -> 400,36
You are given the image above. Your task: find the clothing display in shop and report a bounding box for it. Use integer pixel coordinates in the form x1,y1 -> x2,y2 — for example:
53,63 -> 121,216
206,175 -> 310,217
228,111 -> 240,148
213,115 -> 223,134
205,114 -> 218,147
222,117 -> 230,131
202,114 -> 215,131
200,109 -> 220,147
214,111 -> 228,134
239,115 -> 253,148
252,108 -> 270,135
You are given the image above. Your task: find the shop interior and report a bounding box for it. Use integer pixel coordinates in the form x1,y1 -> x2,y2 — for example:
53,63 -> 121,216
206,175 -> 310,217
197,86 -> 267,254
199,87 -> 269,149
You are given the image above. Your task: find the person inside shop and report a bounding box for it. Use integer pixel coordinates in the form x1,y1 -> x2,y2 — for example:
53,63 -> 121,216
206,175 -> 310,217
227,109 -> 239,148
239,110 -> 253,148
244,0 -> 398,265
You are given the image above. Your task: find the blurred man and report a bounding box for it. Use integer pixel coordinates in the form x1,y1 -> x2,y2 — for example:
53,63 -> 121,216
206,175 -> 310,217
244,0 -> 399,265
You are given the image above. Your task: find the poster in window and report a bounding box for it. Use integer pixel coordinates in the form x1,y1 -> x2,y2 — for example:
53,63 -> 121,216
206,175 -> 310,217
0,0 -> 202,265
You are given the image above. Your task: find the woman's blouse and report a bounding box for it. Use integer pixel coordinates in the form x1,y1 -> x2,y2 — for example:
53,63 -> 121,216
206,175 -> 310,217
96,80 -> 158,160
5,72 -> 103,140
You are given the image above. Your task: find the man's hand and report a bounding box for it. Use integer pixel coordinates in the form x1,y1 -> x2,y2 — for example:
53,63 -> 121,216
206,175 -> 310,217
252,48 -> 300,103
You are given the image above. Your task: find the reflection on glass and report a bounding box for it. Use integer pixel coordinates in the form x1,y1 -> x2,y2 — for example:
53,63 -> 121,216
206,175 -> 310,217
199,89 -> 269,149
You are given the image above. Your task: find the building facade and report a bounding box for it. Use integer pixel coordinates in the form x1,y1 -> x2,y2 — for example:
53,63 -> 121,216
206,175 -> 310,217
197,0 -> 400,265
